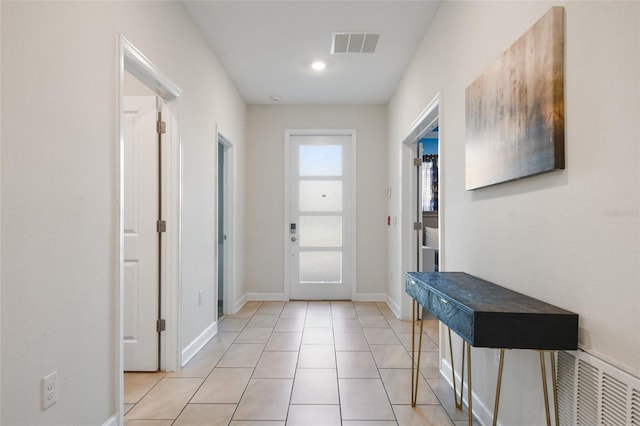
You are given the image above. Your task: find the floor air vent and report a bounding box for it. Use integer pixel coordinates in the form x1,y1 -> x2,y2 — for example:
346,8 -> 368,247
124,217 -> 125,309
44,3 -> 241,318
557,350 -> 640,426
576,359 -> 599,425
557,351 -> 576,424
632,388 -> 640,425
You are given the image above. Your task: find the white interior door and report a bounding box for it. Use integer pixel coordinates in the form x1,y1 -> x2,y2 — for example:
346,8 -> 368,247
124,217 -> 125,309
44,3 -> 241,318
124,96 -> 159,371
288,133 -> 354,300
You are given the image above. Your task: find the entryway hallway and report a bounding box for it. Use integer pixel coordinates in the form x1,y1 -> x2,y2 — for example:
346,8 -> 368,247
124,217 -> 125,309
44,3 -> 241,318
124,301 -> 479,425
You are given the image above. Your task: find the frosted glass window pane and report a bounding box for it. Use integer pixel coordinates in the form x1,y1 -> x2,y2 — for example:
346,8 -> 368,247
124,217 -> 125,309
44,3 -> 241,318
299,181 -> 342,212
299,216 -> 342,248
299,145 -> 342,176
299,252 -> 342,283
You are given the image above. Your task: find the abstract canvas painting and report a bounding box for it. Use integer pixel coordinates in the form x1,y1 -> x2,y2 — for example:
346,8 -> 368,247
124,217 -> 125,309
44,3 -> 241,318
465,7 -> 565,190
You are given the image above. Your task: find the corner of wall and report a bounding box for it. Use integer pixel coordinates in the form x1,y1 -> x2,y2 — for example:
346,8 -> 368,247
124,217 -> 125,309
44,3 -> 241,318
102,414 -> 119,426
181,321 -> 218,367
385,294 -> 401,319
232,293 -> 248,314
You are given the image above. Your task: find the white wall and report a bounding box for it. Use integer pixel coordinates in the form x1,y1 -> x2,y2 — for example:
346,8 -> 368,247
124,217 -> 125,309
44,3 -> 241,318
388,1 -> 640,424
245,105 -> 388,300
124,71 -> 156,96
1,1 -> 245,424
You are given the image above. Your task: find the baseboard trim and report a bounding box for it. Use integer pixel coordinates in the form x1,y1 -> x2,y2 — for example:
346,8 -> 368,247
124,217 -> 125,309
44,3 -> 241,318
246,292 -> 287,301
232,294 -> 248,314
353,292 -> 387,302
243,292 -> 391,304
102,413 -> 118,426
440,357 -> 494,425
385,295 -> 401,318
181,321 -> 217,367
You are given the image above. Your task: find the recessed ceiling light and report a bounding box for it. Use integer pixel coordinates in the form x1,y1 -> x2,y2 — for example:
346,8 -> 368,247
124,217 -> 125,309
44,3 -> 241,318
311,61 -> 326,71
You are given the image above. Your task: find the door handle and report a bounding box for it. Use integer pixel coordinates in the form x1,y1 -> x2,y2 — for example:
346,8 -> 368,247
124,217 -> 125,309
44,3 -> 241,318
291,236 -> 298,242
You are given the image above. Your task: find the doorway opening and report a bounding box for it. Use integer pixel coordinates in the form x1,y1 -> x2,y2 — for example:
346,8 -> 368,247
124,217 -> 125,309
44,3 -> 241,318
418,127 -> 439,273
217,133 -> 233,318
399,95 -> 440,319
284,130 -> 357,301
118,35 -> 182,422
218,141 -> 225,317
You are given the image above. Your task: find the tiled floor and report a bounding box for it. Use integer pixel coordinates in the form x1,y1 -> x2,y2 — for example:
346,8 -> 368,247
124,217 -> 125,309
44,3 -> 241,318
124,301 -> 479,425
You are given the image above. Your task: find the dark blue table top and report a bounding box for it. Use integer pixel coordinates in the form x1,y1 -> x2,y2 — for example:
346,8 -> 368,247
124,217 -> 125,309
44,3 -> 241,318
406,272 -> 579,349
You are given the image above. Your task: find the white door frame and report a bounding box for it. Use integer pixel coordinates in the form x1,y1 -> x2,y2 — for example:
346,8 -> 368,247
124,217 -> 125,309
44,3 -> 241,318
399,94 -> 441,320
284,129 -> 358,301
117,35 -> 182,422
217,131 -> 235,315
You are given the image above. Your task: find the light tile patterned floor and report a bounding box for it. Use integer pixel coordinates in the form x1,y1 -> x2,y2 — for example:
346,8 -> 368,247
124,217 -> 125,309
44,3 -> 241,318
124,301 -> 479,425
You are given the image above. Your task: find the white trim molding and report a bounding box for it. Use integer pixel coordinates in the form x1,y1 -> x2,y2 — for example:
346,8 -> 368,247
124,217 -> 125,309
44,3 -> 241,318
385,295 -> 401,318
353,293 -> 388,302
232,294 -> 248,314
246,292 -> 287,301
102,414 -> 118,426
181,321 -> 218,367
122,37 -> 181,102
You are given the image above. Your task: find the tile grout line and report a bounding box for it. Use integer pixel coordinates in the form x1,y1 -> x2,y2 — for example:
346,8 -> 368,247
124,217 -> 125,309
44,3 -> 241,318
331,305 -> 344,426
284,303 -> 306,424
124,300 -> 466,425
123,370 -> 167,417
173,301 -> 263,424
228,301 -> 277,423
359,305 -> 400,425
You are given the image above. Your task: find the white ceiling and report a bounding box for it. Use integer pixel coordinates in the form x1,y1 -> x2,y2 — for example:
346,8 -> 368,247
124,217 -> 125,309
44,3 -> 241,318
181,1 -> 441,105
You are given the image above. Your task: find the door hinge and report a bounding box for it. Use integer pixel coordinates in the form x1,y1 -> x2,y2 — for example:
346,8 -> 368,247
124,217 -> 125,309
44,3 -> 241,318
413,158 -> 422,167
157,220 -> 167,233
157,120 -> 166,135
413,222 -> 423,231
156,319 -> 166,332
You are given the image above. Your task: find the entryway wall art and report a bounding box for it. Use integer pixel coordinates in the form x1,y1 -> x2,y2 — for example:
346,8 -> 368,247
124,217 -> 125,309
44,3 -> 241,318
465,7 -> 565,190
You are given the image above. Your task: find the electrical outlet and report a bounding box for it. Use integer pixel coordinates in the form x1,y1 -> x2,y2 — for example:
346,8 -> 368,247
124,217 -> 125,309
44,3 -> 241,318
198,290 -> 204,306
42,371 -> 57,410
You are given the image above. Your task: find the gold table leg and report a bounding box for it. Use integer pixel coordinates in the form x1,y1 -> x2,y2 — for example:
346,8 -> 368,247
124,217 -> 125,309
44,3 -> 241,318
411,299 -> 424,406
540,351 -> 551,426
412,304 -> 477,426
539,351 -> 559,426
550,352 -> 559,426
448,328 -> 465,410
467,342 -> 472,426
493,350 -> 559,426
493,349 -> 506,426
448,328 -> 472,425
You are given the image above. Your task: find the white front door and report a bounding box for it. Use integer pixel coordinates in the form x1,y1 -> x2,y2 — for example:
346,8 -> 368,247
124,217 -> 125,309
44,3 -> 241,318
123,96 -> 160,371
287,132 -> 355,300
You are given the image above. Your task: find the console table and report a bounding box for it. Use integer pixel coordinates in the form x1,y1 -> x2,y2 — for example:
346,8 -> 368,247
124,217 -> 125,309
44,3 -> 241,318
406,272 -> 578,425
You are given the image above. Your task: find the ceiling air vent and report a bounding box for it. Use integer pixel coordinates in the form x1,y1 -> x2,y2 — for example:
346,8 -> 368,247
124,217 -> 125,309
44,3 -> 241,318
331,33 -> 380,54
